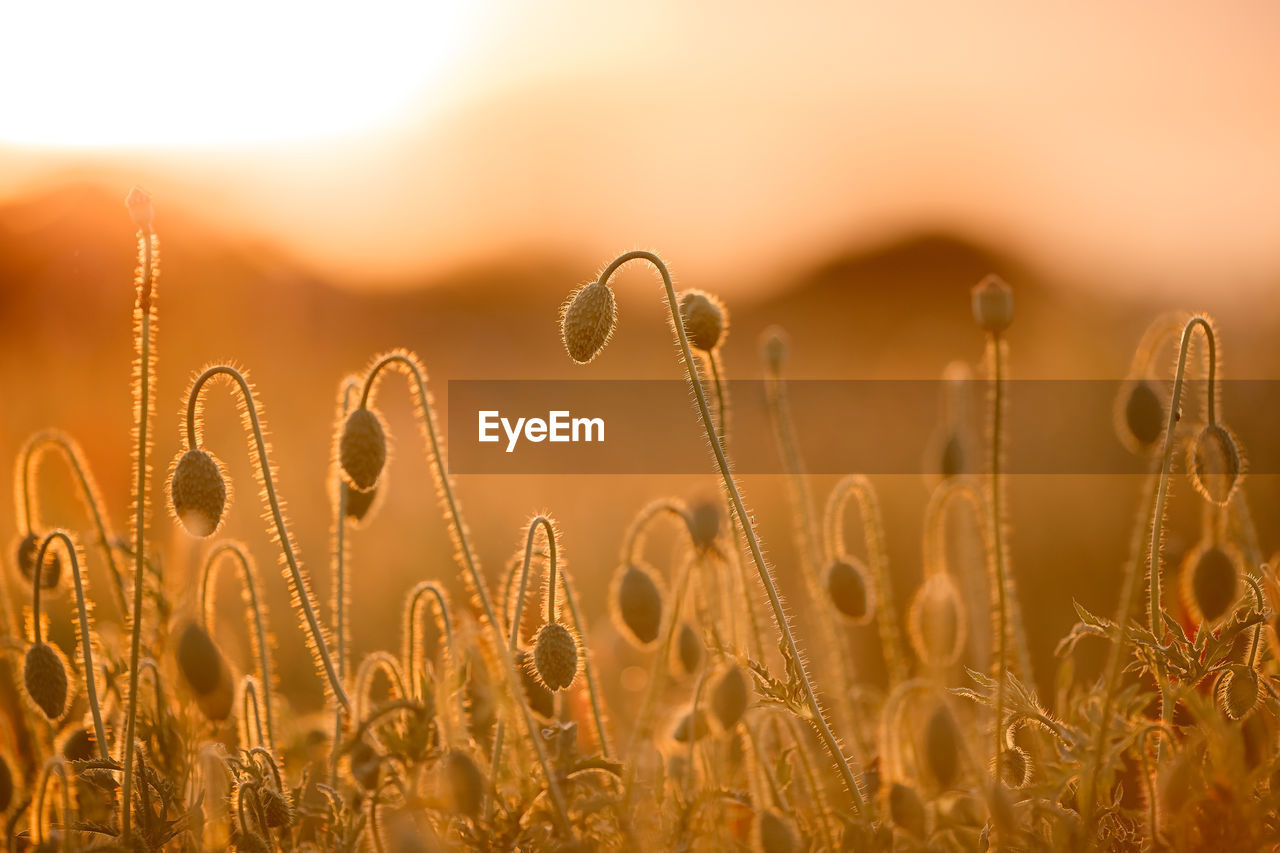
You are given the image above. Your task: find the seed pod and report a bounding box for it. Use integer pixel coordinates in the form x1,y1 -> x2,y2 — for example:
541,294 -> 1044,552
232,833 -> 272,853
760,327 -> 789,372
560,280 -> 616,364
261,786 -> 293,828
15,533 -> 62,590
679,290 -> 727,351
908,573 -> 967,667
1187,423 -> 1243,506
23,642 -> 68,721
922,703 -> 962,790
688,500 -> 721,553
993,745 -> 1031,789
1180,542 -> 1242,626
671,622 -> 702,679
340,407 -> 388,491
1115,377 -> 1165,453
175,621 -> 234,721
672,709 -> 711,743
445,749 -> 485,817
533,622 -> 579,691
59,727 -> 97,762
0,752 -> 13,813
516,648 -> 555,719
610,562 -> 664,648
342,480 -> 380,525
348,740 -> 382,791
971,274 -> 1013,334
825,556 -> 874,625
170,448 -> 229,537
752,808 -> 800,853
939,433 -> 965,480
125,186 -> 154,231
711,663 -> 749,731
1217,665 -> 1260,721
886,782 -> 927,838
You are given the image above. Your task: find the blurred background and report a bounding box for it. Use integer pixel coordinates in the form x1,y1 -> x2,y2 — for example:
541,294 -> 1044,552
1,2 -> 1277,719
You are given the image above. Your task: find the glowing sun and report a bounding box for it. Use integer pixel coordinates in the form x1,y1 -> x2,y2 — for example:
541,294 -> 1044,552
0,2 -> 484,148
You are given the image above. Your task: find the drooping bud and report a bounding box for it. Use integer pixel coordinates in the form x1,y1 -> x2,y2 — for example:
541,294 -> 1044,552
1115,377 -> 1165,453
561,280 -> 617,364
752,809 -> 800,853
971,274 -> 1013,334
679,290 -> 727,351
908,573 -> 967,667
610,562 -> 664,648
671,621 -> 702,679
1217,665 -> 1260,721
710,663 -> 749,731
1187,423 -> 1243,506
15,533 -> 62,590
825,557 -> 874,625
1180,542 -> 1242,626
533,622 -> 579,691
23,642 -> 69,721
170,448 -> 229,537
339,407 -> 388,491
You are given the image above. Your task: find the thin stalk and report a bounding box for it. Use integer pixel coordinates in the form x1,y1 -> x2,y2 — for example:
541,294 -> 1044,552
490,517 -> 556,812
33,532 -> 107,758
402,580 -> 458,745
824,475 -> 908,685
121,223 -> 156,844
1146,318 -> 1216,765
330,376 -> 360,784
33,756 -> 72,850
185,365 -> 349,711
201,541 -> 276,749
594,252 -> 865,814
17,431 -> 128,617
356,351 -> 571,833
559,568 -> 612,757
985,333 -> 1011,786
763,350 -> 863,751
240,676 -> 266,749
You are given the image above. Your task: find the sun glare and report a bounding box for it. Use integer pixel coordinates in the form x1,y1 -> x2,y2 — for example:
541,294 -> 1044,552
0,3 -> 483,148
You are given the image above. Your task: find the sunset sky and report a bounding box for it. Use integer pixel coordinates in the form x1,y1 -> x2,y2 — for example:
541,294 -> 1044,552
2,2 -> 1278,298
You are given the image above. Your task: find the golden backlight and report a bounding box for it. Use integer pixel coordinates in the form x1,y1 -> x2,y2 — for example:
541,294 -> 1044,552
0,2 -> 484,147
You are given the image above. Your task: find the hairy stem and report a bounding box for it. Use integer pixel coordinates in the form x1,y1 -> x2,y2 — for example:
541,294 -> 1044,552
34,532 -> 107,757
357,351 -> 571,833
201,541 -> 276,750
186,365 -> 349,711
595,252 -> 865,814
121,226 -> 156,843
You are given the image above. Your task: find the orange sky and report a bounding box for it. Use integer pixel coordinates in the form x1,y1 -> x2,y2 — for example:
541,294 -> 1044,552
2,2 -> 1279,298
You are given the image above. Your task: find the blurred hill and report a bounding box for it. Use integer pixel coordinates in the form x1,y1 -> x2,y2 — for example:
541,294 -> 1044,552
1,183 -> 1275,713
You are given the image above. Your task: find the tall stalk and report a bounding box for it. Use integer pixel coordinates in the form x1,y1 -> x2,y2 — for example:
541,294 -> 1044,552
565,252 -> 866,815
121,187 -> 156,843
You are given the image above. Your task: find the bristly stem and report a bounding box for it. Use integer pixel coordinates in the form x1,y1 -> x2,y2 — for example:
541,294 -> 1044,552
201,541 -> 276,750
595,251 -> 865,815
558,568 -> 612,758
489,515 -> 557,805
34,532 -> 107,757
355,351 -> 572,834
824,475 -> 907,685
762,344 -> 868,765
1147,318 -> 1216,764
986,333 -> 1011,786
121,223 -> 156,844
17,431 -> 128,618
185,365 -> 350,712
330,375 -> 360,784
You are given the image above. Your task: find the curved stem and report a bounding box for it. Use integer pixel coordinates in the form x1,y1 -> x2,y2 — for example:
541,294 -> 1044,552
402,581 -> 454,703
122,226 -> 156,844
621,499 -> 696,565
490,517 -> 557,811
17,431 -> 128,618
558,568 -> 611,757
185,365 -> 349,712
824,475 -> 907,685
354,652 -> 410,726
597,251 -> 865,814
33,756 -> 71,849
241,676 -> 266,749
1245,572 -> 1267,669
1145,318 -> 1216,766
201,541 -> 276,749
33,532 -> 107,757
356,350 -> 571,833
